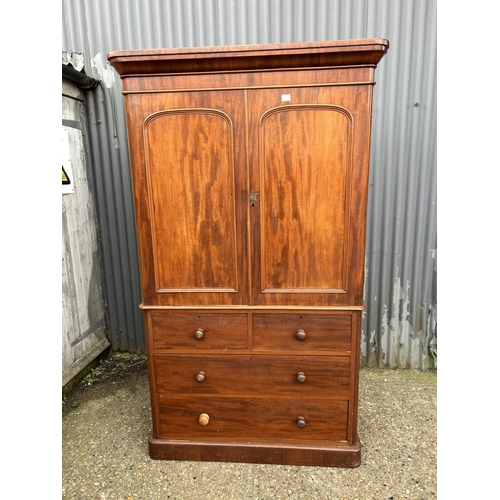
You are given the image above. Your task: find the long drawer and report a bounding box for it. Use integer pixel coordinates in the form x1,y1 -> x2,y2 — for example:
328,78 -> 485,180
157,396 -> 349,442
153,353 -> 351,397
252,313 -> 352,352
149,311 -> 248,350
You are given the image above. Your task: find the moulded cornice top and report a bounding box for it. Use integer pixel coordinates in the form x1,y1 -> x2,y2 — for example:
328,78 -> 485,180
107,38 -> 389,76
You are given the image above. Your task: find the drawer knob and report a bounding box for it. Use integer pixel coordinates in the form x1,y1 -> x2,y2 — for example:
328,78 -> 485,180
194,328 -> 204,340
296,416 -> 306,428
198,413 -> 210,426
196,371 -> 206,383
295,329 -> 307,341
296,371 -> 306,383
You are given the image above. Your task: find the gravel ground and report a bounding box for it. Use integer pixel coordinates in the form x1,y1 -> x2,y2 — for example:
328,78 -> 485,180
62,353 -> 437,500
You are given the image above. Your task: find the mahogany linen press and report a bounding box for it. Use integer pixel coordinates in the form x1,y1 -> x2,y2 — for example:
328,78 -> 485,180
108,38 -> 389,467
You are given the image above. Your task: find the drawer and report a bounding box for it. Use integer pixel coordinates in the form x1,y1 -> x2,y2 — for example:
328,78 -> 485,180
149,311 -> 248,350
252,313 -> 352,352
153,354 -> 351,397
157,396 -> 349,442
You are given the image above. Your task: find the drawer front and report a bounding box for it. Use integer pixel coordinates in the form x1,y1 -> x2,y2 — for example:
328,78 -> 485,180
153,354 -> 351,397
252,313 -> 352,352
149,311 -> 248,350
157,396 -> 349,442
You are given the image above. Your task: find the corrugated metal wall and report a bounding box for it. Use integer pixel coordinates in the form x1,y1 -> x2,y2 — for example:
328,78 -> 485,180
62,0 -> 437,369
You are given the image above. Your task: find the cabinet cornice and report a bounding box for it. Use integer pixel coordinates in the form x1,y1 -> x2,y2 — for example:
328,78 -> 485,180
108,39 -> 389,76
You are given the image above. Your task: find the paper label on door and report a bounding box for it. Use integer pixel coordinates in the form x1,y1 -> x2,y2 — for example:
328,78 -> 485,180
281,94 -> 291,102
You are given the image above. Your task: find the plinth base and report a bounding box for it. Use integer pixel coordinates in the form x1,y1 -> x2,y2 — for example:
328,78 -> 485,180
148,434 -> 362,468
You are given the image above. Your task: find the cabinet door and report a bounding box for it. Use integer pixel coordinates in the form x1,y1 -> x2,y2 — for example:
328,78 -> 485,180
247,86 -> 373,307
126,91 -> 249,306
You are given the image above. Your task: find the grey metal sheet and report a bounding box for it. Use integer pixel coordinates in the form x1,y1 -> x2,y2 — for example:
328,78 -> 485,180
62,0 -> 437,368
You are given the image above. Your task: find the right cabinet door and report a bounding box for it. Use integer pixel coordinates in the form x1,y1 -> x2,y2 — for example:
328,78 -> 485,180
247,86 -> 373,307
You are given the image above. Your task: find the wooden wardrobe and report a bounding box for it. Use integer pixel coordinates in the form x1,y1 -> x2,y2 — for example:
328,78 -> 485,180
108,38 -> 389,468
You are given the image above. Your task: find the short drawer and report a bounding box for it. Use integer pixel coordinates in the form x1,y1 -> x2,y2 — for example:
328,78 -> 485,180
153,354 -> 351,397
252,313 -> 352,352
156,396 -> 349,442
148,311 -> 248,351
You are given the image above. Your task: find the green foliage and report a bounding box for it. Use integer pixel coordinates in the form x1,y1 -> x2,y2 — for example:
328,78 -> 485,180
82,367 -> 102,386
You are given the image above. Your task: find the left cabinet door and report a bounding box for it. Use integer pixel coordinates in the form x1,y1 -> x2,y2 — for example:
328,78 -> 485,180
125,91 -> 249,306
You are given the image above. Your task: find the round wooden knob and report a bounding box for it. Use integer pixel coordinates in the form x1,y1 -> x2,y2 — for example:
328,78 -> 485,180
198,413 -> 210,426
196,371 -> 206,383
295,329 -> 307,341
296,371 -> 306,383
194,328 -> 204,340
296,416 -> 306,428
